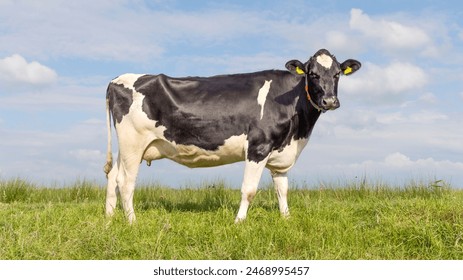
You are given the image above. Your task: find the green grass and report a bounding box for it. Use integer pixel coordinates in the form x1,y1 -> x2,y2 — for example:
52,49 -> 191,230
1,178 -> 463,259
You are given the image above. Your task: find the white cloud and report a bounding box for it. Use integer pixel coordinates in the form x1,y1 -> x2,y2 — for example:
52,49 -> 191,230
349,8 -> 431,51
0,54 -> 57,87
356,152 -> 463,179
383,152 -> 412,168
341,61 -> 427,101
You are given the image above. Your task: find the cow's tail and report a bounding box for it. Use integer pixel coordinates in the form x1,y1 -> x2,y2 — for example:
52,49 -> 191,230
103,87 -> 113,178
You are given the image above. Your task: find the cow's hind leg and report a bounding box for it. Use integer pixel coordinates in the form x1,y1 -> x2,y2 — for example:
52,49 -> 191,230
235,159 -> 268,223
105,159 -> 119,217
117,155 -> 141,224
272,172 -> 290,218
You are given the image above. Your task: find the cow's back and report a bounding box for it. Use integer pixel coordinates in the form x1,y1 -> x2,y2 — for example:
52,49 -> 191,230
135,74 -> 259,150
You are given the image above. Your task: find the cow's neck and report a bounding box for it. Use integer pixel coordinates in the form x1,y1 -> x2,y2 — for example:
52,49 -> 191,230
295,79 -> 322,139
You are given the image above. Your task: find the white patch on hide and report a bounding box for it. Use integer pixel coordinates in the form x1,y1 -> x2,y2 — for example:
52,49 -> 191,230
266,138 -> 309,174
143,134 -> 247,168
316,54 -> 333,69
114,76 -> 166,164
257,80 -> 272,120
112,73 -> 145,90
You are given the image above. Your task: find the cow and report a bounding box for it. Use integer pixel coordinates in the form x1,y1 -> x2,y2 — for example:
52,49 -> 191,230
103,49 -> 361,223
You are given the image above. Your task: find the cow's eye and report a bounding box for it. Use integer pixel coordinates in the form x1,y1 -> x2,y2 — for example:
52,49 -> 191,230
334,72 -> 341,78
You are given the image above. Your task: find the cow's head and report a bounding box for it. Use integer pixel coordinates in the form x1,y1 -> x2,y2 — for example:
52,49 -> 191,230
285,49 -> 361,112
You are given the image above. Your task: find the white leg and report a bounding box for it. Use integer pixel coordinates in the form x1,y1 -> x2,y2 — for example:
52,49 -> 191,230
272,172 -> 290,218
116,156 -> 140,224
235,159 -> 267,223
105,158 -> 119,217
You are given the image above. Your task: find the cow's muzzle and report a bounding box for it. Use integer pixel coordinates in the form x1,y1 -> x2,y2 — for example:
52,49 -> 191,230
321,96 -> 340,110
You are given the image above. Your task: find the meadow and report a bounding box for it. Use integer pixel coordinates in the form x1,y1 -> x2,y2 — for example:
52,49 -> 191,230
1,178 -> 463,260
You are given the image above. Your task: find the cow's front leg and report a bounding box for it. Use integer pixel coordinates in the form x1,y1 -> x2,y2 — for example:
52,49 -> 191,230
235,159 -> 268,223
272,172 -> 290,218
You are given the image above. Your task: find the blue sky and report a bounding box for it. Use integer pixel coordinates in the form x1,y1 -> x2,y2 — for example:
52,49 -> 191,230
1,0 -> 463,188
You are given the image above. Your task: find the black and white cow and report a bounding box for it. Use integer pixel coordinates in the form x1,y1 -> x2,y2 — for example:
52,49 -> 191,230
104,49 -> 361,223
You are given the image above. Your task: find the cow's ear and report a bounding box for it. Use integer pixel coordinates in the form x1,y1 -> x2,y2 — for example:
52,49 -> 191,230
340,59 -> 361,76
285,60 -> 306,75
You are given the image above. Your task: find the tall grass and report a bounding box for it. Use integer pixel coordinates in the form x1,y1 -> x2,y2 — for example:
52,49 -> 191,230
0,178 -> 105,203
1,178 -> 462,259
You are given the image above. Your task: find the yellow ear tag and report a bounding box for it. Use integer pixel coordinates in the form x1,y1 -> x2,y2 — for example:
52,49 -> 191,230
295,66 -> 305,75
343,66 -> 353,75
